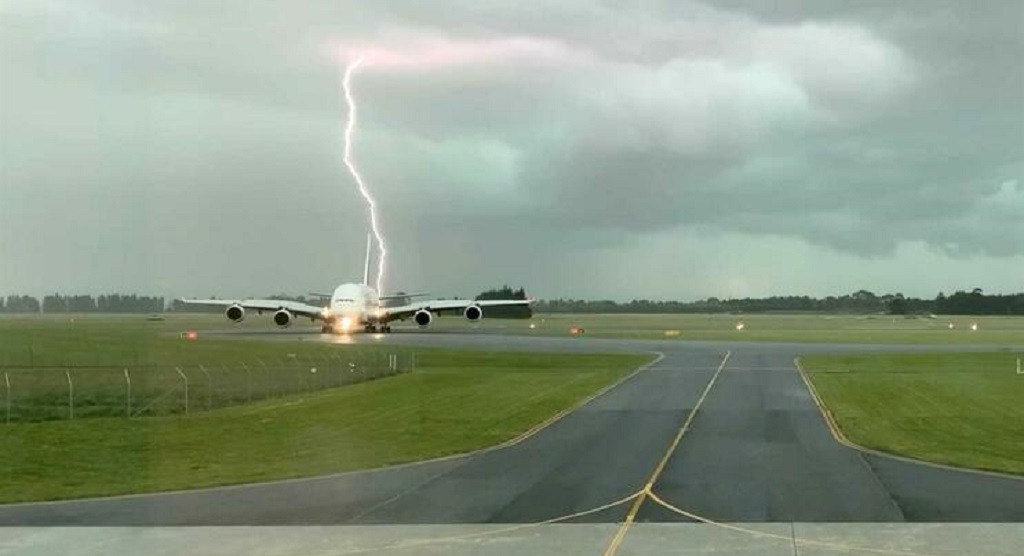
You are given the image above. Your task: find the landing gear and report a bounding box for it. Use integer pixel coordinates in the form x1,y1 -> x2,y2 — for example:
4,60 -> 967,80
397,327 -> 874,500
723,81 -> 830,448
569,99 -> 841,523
363,323 -> 392,333
320,325 -> 331,334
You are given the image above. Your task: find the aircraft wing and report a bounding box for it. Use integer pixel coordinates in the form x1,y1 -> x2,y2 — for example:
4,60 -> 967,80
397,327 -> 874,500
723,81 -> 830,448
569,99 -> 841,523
378,292 -> 430,301
381,298 -> 531,321
178,298 -> 327,319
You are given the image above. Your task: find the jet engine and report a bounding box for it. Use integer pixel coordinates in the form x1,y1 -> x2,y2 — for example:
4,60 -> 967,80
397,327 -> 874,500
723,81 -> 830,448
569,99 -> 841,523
273,309 -> 294,328
464,304 -> 483,321
414,309 -> 433,327
225,304 -> 245,323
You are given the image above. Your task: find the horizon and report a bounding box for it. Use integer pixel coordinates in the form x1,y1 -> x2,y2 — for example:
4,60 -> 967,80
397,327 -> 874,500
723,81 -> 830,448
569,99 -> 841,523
3,287 -> 1022,308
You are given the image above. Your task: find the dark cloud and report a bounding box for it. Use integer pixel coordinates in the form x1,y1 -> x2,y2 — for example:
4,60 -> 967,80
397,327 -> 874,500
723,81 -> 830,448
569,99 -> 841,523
1,1 -> 1020,299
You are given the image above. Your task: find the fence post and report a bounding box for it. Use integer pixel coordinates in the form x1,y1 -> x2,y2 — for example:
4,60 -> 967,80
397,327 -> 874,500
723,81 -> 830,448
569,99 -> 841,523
175,366 -> 189,415
282,357 -> 291,396
241,362 -> 252,403
199,365 -> 212,409
124,368 -> 131,418
256,358 -> 271,399
4,371 -> 9,424
221,364 -> 232,405
66,369 -> 74,420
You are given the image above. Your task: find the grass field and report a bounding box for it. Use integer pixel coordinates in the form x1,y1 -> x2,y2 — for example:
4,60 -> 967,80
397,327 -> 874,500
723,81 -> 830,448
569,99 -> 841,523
7,311 -> 1020,346
1,314 -> 419,421
434,313 -> 1024,344
0,313 -> 368,367
0,314 -> 649,502
4,312 -> 1023,501
802,352 -> 1024,475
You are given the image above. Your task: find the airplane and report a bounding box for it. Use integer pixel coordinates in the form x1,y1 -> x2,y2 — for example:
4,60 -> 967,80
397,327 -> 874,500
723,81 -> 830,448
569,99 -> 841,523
179,237 -> 531,334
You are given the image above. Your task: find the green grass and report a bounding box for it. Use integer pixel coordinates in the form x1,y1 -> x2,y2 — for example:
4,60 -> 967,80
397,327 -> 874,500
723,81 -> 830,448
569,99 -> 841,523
0,313 -> 365,367
8,312 -> 1020,348
434,313 -> 1024,344
0,312 -> 650,502
0,314 -> 420,421
802,352 -> 1024,475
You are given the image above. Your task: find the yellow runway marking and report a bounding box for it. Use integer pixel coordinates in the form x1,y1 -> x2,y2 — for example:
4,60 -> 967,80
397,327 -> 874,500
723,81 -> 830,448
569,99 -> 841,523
345,352 -> 666,522
602,350 -> 732,556
794,357 -> 853,445
646,489 -> 939,556
333,489 -> 644,555
795,357 -> 1024,481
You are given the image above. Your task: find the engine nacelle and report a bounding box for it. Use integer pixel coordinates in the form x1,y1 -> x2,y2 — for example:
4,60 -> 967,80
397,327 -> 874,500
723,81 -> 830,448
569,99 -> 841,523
225,304 -> 245,323
464,304 -> 483,321
273,309 -> 294,328
413,309 -> 433,327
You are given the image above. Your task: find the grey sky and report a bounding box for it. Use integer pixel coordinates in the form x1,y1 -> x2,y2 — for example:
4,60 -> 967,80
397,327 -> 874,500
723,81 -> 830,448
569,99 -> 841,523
1,1 -> 1021,301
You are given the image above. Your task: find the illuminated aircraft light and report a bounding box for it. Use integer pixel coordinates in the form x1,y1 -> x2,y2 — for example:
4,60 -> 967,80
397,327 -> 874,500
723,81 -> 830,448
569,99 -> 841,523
186,330 -> 198,340
948,323 -> 955,329
529,323 -> 536,329
735,322 -> 745,331
342,58 -> 387,293
970,322 -> 979,331
321,308 -> 332,318
340,316 -> 353,332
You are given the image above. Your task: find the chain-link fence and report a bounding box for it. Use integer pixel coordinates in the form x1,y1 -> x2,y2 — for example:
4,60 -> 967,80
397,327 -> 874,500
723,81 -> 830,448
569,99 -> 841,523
1,351 -> 415,423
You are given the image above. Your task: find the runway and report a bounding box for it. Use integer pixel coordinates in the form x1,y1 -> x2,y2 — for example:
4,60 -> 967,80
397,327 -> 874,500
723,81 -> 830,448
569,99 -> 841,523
2,332 -> 1023,527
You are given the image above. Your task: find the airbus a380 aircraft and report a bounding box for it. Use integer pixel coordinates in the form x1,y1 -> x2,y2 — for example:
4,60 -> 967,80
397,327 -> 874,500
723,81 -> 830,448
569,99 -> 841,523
179,240 -> 530,334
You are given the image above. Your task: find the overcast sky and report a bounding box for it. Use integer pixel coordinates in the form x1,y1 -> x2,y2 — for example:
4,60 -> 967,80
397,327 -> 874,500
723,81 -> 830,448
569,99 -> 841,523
2,1 -> 1021,301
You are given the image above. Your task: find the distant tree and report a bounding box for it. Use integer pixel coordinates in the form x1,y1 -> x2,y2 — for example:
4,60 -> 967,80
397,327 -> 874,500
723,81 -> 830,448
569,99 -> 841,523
3,295 -> 40,313
533,289 -> 1024,316
42,294 -> 67,313
475,286 -> 532,318
476,286 -> 527,300
886,294 -> 908,315
67,295 -> 97,312
169,298 -> 219,313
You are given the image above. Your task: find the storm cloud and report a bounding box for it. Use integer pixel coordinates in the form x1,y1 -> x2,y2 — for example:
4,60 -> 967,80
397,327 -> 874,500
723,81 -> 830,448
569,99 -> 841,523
1,1 -> 1021,300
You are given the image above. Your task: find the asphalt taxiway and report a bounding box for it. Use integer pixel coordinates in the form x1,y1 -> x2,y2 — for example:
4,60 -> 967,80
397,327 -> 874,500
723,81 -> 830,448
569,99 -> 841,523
1,332 -> 1022,527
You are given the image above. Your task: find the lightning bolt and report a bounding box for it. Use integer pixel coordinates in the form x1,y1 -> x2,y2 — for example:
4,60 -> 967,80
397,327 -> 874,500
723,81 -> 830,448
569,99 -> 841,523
342,57 -> 387,294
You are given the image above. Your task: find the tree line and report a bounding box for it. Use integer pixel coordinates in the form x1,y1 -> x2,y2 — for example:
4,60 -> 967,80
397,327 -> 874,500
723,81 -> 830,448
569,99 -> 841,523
2,288 -> 1022,315
475,285 -> 532,318
535,289 -> 1024,316
1,294 -> 164,313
